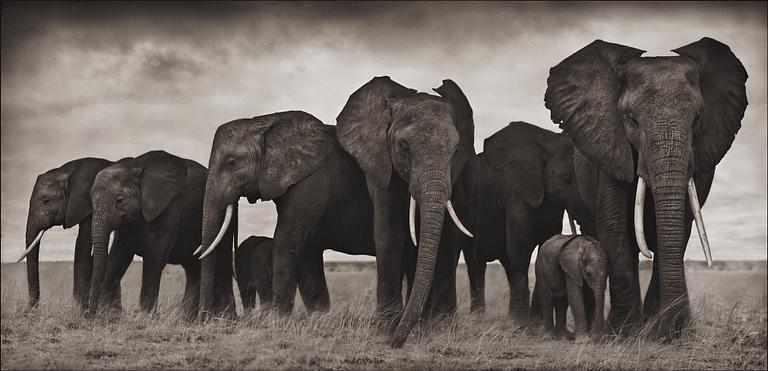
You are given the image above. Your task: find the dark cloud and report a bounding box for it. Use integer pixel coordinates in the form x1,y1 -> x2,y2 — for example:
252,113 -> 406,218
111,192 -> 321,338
1,1 -> 765,261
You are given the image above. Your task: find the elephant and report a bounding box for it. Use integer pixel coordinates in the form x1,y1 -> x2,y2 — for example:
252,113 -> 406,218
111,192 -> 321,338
544,37 -> 748,337
87,150 -> 235,320
234,236 -> 273,311
196,111 -> 415,320
455,122 -> 592,323
18,157 -> 113,310
336,77 -> 475,347
535,234 -> 608,343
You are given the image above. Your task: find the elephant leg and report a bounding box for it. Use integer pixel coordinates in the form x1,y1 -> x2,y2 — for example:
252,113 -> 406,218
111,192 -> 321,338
99,239 -> 135,312
566,278 -> 589,343
504,204 -> 535,324
402,244 -> 416,303
529,282 -> 543,323
368,181 -> 405,333
298,249 -> 330,313
271,220 -> 312,315
139,259 -> 166,313
582,285 -> 596,330
180,263 -> 200,321
554,296 -> 569,339
597,174 -> 642,334
465,247 -> 487,315
73,220 -> 94,311
538,287 -> 555,339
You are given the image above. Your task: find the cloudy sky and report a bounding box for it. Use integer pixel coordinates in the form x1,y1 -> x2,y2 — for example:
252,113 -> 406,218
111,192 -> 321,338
1,2 -> 766,262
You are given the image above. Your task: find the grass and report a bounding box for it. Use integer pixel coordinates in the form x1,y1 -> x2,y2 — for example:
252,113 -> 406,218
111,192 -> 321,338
1,262 -> 766,370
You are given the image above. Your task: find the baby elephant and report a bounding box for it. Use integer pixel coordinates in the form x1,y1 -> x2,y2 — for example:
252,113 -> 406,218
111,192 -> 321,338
234,236 -> 273,312
535,234 -> 608,343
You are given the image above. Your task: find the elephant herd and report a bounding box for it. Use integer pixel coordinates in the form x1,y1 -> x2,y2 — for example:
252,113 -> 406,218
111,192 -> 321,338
18,37 -> 748,347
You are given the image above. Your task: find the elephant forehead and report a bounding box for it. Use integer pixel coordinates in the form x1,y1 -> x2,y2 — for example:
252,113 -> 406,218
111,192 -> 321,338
623,57 -> 700,89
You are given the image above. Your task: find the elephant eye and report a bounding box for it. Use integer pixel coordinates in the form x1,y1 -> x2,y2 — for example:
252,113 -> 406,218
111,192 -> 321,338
41,197 -> 50,205
228,158 -> 236,167
116,196 -> 125,205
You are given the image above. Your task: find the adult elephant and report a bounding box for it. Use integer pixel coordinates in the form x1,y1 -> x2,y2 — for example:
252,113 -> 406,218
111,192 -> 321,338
196,111 -> 414,319
88,150 -> 234,320
18,157 -> 113,310
457,122 -> 592,321
336,77 -> 475,347
544,38 -> 748,337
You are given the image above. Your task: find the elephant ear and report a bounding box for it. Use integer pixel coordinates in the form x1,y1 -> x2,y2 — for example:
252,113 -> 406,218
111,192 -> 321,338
672,37 -> 748,174
559,238 -> 584,287
483,122 -> 556,208
545,40 -> 645,183
336,76 -> 417,187
258,111 -> 336,200
433,79 -> 476,180
62,158 -> 113,228
135,151 -> 188,222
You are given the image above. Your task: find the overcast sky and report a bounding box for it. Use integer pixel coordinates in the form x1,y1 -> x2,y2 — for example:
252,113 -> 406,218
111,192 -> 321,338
1,2 -> 766,262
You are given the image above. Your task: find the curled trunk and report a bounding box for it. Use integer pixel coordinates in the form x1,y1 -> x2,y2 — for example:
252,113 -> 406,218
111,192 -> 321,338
391,170 -> 450,348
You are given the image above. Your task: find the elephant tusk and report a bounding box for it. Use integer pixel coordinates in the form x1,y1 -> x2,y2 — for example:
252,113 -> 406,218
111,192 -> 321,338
193,244 -> 203,256
568,213 -> 578,235
634,177 -> 653,259
17,229 -> 46,263
107,231 -> 116,255
409,196 -> 418,246
446,200 -> 473,238
199,204 -> 234,260
688,178 -> 713,268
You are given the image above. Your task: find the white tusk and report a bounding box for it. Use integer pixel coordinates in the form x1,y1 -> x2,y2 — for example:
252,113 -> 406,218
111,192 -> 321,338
634,177 -> 653,259
409,196 -> 417,246
568,213 -> 578,235
193,245 -> 203,256
446,200 -> 473,238
199,204 -> 234,260
107,231 -> 116,255
688,178 -> 712,268
17,229 -> 46,263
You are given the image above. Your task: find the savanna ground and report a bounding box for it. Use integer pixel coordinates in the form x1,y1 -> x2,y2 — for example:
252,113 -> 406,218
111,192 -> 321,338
1,261 -> 766,370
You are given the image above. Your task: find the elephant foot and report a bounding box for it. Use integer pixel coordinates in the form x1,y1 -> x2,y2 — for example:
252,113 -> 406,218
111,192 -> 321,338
574,334 -> 591,344
373,310 -> 402,335
608,308 -> 642,336
541,330 -> 556,341
642,307 -> 691,341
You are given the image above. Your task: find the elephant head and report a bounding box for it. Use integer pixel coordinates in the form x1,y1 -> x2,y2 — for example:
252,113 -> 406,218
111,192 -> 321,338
483,121 -> 577,225
545,38 -> 748,333
197,111 -> 335,318
560,236 -> 609,337
19,158 -> 112,308
88,151 -> 190,312
336,77 -> 474,347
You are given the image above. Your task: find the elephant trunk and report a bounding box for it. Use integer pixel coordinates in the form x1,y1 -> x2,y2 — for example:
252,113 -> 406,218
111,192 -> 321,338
592,280 -> 607,336
391,168 -> 450,348
23,213 -> 45,308
647,128 -> 691,336
198,179 -> 229,320
88,209 -> 111,313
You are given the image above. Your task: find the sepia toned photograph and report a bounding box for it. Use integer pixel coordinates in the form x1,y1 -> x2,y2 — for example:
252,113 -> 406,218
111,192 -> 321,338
1,1 -> 766,370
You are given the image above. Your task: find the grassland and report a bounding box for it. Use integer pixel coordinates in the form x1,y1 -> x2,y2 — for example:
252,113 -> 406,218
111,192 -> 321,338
1,261 -> 766,370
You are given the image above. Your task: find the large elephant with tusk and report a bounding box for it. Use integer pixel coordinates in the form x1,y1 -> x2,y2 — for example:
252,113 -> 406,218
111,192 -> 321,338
544,37 -> 748,338
455,121 -> 593,322
336,77 -> 475,348
87,151 -> 232,320
19,157 -> 113,310
196,111 -> 417,319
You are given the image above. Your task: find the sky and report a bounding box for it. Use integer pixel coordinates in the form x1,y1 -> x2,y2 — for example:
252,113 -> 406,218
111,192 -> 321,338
1,1 -> 766,262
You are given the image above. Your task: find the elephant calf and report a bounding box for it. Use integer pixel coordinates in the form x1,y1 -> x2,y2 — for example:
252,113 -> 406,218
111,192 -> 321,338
535,234 -> 608,343
234,236 -> 273,312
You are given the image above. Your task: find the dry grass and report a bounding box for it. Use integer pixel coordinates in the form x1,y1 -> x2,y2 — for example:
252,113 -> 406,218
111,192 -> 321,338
1,262 -> 766,370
